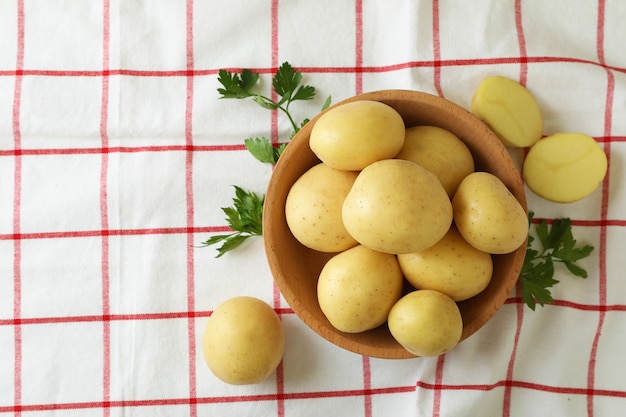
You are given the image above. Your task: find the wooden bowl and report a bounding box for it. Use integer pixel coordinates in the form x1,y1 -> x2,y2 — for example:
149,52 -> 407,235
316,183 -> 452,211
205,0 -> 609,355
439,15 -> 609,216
263,90 -> 527,359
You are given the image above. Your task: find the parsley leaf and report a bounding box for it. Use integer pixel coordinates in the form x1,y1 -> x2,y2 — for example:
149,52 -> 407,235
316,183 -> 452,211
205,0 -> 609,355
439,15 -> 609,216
519,212 -> 594,310
200,186 -> 264,258
217,68 -> 259,99
243,137 -> 285,164
273,62 -> 315,104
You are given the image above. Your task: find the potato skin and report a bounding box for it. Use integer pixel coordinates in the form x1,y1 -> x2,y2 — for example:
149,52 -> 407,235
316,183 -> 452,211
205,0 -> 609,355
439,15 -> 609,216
397,225 -> 492,301
310,100 -> 405,171
388,290 -> 463,357
342,159 -> 453,255
452,172 -> 527,254
317,245 -> 403,333
202,297 -> 284,385
285,163 -> 359,252
523,132 -> 607,203
395,125 -> 474,197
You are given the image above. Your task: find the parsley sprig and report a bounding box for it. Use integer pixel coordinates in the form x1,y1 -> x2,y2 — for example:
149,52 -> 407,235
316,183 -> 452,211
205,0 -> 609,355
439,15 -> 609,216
203,62 -> 330,256
217,61 -> 331,164
519,212 -> 594,310
200,186 -> 264,258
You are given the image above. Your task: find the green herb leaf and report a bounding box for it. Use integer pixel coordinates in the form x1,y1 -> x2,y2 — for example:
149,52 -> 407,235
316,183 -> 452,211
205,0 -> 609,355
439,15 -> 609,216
521,272 -> 557,311
564,261 -> 589,278
291,85 -> 316,102
252,94 -> 280,110
275,143 -> 288,160
244,137 -> 281,164
217,68 -> 259,99
519,212 -> 594,310
199,186 -> 264,257
322,95 -> 333,111
272,62 -> 315,104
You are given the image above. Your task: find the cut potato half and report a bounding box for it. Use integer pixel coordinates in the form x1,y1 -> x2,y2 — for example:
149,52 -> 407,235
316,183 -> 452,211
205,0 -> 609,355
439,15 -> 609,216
523,133 -> 607,203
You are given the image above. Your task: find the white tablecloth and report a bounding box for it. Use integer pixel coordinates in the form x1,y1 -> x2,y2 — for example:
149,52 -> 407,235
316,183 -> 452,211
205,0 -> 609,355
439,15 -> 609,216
1,1 -> 625,416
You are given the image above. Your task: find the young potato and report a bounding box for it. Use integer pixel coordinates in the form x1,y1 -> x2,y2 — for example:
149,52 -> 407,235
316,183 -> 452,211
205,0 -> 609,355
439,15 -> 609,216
452,172 -> 527,254
471,76 -> 543,148
202,296 -> 284,385
388,290 -> 463,357
397,225 -> 493,301
395,125 -> 475,197
309,100 -> 405,171
342,159 -> 453,255
523,132 -> 607,203
317,245 -> 404,333
285,163 -> 359,252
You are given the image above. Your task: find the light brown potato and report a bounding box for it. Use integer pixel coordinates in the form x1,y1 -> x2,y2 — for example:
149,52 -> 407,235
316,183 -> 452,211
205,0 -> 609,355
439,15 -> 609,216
395,126 -> 475,197
397,225 -> 493,301
471,76 -> 543,148
317,245 -> 404,333
452,172 -> 527,254
342,159 -> 453,255
202,297 -> 284,385
523,132 -> 608,203
388,290 -> 463,357
285,163 -> 359,252
309,100 -> 405,171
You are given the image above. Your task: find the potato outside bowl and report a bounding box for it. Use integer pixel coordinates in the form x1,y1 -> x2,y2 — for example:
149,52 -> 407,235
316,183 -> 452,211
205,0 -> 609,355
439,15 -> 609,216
263,90 -> 527,359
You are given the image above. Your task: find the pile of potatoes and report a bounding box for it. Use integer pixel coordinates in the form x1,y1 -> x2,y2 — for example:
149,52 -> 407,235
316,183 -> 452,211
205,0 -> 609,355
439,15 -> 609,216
285,99 -> 528,357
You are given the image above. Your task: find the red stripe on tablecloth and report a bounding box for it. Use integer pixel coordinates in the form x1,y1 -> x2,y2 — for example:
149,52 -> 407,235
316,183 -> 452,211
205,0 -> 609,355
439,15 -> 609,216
432,0 -> 443,97
1,56 -> 625,79
352,5 -> 373,416
0,226 -> 231,241
2,380 -> 625,414
362,356 -> 372,417
503,5 -> 530,414
0,385 -> 415,413
503,285 -> 525,417
355,0 -> 364,94
3,218 -> 623,243
270,0 -> 280,254
431,354 -> 445,417
504,297 -> 626,312
269,2 -> 286,416
0,308 -> 296,327
0,144 -> 248,157
270,0 -> 279,149
12,2 -> 25,416
1,296 -> 622,328
415,380 -> 626,398
100,1 -> 112,415
514,0 -> 528,86
1,135 -> 623,159
430,4 -> 445,414
588,1 -> 613,415
184,1 -> 198,416
2,312 -> 211,327
2,381 -> 625,414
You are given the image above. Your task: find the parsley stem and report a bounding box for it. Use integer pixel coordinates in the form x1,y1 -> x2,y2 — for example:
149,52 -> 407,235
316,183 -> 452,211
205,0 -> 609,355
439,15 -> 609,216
279,105 -> 299,134
254,93 -> 300,134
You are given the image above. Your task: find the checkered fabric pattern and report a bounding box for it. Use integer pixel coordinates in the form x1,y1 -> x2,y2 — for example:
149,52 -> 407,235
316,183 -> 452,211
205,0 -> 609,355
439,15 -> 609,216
1,1 -> 625,416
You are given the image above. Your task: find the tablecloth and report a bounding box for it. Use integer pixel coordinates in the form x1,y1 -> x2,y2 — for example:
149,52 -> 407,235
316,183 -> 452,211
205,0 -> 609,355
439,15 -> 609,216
1,1 -> 625,416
